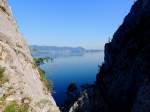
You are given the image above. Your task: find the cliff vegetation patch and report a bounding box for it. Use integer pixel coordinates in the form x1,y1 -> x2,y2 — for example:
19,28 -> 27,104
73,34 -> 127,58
33,57 -> 53,92
4,101 -> 29,112
0,67 -> 8,85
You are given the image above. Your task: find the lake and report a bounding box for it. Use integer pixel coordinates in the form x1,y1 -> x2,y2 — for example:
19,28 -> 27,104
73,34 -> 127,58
40,52 -> 104,106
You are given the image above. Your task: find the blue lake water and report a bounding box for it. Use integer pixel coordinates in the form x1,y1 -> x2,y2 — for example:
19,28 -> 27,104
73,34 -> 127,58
40,52 -> 104,106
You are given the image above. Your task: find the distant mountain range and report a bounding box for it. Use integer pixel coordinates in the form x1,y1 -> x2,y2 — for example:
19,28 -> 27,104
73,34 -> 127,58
29,45 -> 103,58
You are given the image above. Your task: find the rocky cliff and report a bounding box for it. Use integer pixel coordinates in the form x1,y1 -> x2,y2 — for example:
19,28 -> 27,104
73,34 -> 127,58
0,0 -> 59,111
69,0 -> 150,112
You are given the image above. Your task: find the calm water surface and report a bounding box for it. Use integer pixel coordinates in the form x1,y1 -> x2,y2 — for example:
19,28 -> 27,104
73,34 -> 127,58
41,52 -> 104,106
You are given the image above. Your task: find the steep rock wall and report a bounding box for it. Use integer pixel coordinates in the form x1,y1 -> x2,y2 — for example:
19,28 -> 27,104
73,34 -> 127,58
0,0 -> 59,111
70,0 -> 150,112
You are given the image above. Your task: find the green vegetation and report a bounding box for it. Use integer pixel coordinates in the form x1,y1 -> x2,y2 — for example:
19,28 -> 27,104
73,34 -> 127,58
45,79 -> 53,92
38,68 -> 46,81
0,87 -> 15,107
4,101 -> 29,112
0,67 -> 7,85
0,89 -> 15,107
0,95 -> 5,107
0,67 -> 5,80
33,57 -> 53,92
38,68 -> 53,92
4,101 -> 17,112
33,57 -> 53,66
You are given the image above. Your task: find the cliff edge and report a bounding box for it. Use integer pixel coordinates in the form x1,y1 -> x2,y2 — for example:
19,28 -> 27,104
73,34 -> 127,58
69,0 -> 150,112
0,0 -> 59,111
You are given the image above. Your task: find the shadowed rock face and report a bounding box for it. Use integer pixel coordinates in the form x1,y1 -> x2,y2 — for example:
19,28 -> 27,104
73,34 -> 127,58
96,0 -> 150,112
69,0 -> 150,112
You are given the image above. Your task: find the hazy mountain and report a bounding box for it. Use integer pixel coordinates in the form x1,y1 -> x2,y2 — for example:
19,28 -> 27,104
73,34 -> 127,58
30,45 -> 103,58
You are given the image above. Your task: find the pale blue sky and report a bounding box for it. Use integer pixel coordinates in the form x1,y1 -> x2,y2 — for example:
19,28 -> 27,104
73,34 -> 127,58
9,0 -> 134,49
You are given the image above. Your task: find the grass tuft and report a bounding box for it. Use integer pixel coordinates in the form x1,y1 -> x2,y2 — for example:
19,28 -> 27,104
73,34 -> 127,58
4,101 -> 29,112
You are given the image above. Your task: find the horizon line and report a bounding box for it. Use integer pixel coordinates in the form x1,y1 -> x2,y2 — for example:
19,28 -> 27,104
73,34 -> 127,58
29,45 -> 104,50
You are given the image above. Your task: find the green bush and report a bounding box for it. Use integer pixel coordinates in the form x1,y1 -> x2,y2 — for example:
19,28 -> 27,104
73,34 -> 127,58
4,101 -> 29,112
0,67 -> 5,80
18,104 -> 29,112
0,67 -> 7,85
33,57 -> 53,92
33,57 -> 52,67
38,68 -> 46,81
4,101 -> 17,112
38,68 -> 53,92
44,80 -> 53,92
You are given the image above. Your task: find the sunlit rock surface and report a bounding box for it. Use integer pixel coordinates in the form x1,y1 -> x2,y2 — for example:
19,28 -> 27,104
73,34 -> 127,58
0,0 -> 60,111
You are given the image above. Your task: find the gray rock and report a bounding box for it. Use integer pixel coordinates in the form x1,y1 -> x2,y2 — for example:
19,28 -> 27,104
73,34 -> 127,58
0,0 -> 60,111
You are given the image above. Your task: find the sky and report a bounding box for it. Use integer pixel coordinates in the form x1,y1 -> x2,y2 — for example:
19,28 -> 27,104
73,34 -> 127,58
9,0 -> 134,49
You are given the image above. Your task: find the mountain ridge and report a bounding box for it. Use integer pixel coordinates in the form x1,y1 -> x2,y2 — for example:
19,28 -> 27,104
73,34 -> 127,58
30,45 -> 102,58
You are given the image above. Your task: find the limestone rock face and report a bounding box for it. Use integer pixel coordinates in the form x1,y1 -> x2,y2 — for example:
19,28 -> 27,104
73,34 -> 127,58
70,0 -> 150,112
0,0 -> 59,111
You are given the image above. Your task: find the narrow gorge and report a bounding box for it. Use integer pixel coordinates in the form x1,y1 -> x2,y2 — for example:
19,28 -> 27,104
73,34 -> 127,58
0,0 -> 150,112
